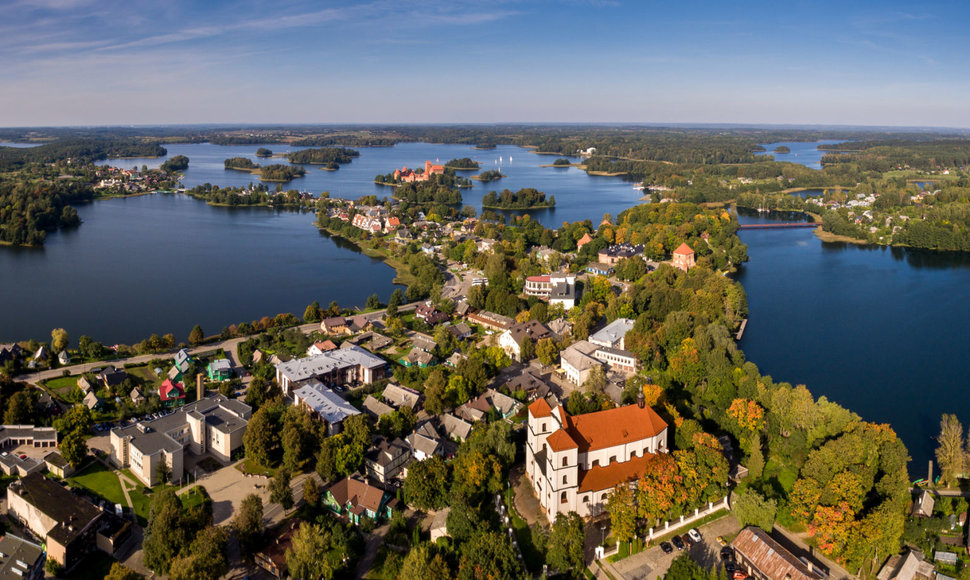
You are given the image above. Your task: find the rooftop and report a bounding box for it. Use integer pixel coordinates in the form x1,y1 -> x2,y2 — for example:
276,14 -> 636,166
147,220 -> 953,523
732,527 -> 823,580
276,345 -> 386,383
10,473 -> 102,546
589,318 -> 635,347
295,381 -> 360,425
0,534 -> 44,579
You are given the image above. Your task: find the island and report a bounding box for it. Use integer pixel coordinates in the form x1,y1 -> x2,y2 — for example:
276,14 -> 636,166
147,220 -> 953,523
160,155 -> 189,172
285,147 -> 359,169
553,158 -> 572,166
773,145 -> 791,153
255,147 -> 273,158
471,169 -> 505,182
223,158 -> 306,181
482,187 -> 555,209
444,157 -> 481,170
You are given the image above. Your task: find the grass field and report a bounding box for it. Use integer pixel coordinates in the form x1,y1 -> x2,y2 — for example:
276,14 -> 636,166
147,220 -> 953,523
69,462 -> 126,506
43,374 -> 81,400
180,485 -> 209,510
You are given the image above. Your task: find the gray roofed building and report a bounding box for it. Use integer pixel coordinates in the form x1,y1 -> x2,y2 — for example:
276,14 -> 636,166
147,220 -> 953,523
410,332 -> 437,353
507,368 -> 554,401
0,343 -> 23,363
130,387 -> 146,405
0,425 -> 57,448
407,423 -> 443,461
0,453 -> 44,477
0,534 -> 45,580
274,345 -> 387,394
382,384 -> 422,410
76,375 -> 93,394
401,347 -> 434,368
441,413 -> 473,441
363,438 -> 411,484
98,366 -> 126,387
82,391 -> 103,410
448,322 -> 473,340
446,352 -> 467,368
877,549 -> 934,580
294,381 -> 361,434
173,348 -> 192,372
589,318 -> 635,350
560,340 -> 602,385
363,395 -> 395,418
43,450 -> 73,478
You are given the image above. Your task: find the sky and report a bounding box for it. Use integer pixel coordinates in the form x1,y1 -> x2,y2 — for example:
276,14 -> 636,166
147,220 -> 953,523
1,0 -> 969,127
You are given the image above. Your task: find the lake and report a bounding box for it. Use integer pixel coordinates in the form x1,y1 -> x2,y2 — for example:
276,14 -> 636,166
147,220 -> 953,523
736,208 -> 970,473
756,140 -> 844,170
97,142 -> 644,227
0,194 -> 402,345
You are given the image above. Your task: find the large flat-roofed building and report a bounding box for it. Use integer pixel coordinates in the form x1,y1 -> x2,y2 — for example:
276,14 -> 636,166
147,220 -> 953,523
732,527 -> 824,580
109,395 -> 251,486
597,243 -> 644,265
293,380 -> 361,435
6,473 -> 102,568
589,318 -> 635,350
525,394 -> 668,522
274,345 -> 387,394
0,534 -> 45,580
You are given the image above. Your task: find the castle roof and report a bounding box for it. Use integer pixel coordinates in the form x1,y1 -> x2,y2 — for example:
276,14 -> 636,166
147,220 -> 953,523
673,242 -> 694,255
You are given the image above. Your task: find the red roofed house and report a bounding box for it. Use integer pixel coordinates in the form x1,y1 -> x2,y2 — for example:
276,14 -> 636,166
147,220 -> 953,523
576,232 -> 593,250
525,392 -> 668,521
672,242 -> 695,271
158,379 -> 186,407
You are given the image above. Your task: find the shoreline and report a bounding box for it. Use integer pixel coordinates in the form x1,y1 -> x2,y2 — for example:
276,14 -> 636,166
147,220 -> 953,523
482,204 -> 555,210
315,225 -> 413,286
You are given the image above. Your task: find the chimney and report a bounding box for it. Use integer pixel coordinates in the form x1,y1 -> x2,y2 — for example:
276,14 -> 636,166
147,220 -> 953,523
197,373 -> 204,400
637,389 -> 645,409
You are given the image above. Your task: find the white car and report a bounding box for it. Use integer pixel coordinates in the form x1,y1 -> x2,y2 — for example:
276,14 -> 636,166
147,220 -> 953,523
687,528 -> 702,543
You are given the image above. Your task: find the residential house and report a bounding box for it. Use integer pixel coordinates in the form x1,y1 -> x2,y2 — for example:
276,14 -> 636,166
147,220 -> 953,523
877,549 -> 935,580
546,318 -> 573,340
429,508 -> 451,542
173,348 -> 193,374
323,477 -> 398,525
525,394 -> 668,521
507,367 -> 555,401
274,345 -> 388,394
732,527 -> 824,580
448,322 -> 473,341
589,318 -> 635,350
130,387 -> 146,406
560,340 -> 602,385
585,262 -> 613,276
82,391 -> 103,411
347,332 -> 393,353
454,301 -> 470,317
7,473 -> 103,568
158,379 -> 186,408
76,376 -> 93,395
457,396 -> 491,423
57,351 -> 70,366
467,311 -> 514,332
597,243 -> 644,265
446,352 -> 467,368
410,332 -> 437,353
441,413 -> 473,442
382,384 -> 422,411
0,343 -> 23,364
255,519 -> 300,579
672,242 -> 696,271
321,317 -> 350,335
407,423 -> 443,461
911,489 -> 935,518
207,358 -> 233,381
363,396 -> 395,419
308,340 -> 338,356
363,438 -> 411,484
98,367 -> 127,390
458,389 -> 521,422
400,347 -> 433,368
576,232 -> 593,249
293,381 -> 361,435
0,534 -> 45,580
524,274 -> 577,310
109,394 -> 251,487
499,320 -> 553,362
415,302 -> 449,326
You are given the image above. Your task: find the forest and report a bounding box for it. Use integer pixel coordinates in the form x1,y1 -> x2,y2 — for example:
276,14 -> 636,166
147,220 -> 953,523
285,147 -> 360,165
160,155 -> 189,172
0,176 -> 87,245
0,138 -> 166,170
444,157 -> 480,169
224,157 -> 258,170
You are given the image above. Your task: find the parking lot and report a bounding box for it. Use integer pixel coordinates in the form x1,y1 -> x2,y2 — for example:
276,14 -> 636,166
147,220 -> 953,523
607,514 -> 741,580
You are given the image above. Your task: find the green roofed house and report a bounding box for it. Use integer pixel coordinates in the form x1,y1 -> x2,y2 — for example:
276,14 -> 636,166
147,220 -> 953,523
207,358 -> 233,381
323,477 -> 398,526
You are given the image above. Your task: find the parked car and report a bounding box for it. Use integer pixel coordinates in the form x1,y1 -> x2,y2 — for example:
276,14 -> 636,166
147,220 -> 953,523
660,542 -> 673,554
671,535 -> 685,550
687,528 -> 702,543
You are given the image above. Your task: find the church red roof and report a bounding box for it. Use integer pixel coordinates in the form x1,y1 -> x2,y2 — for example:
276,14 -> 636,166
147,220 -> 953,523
673,243 -> 694,255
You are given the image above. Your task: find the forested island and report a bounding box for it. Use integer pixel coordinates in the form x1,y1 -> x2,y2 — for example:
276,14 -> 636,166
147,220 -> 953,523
553,158 -> 572,166
285,147 -> 360,168
471,169 -> 504,182
482,188 -> 555,209
160,155 -> 189,172
773,145 -> 790,153
391,180 -> 463,207
444,157 -> 480,170
224,158 -> 306,181
255,148 -> 273,157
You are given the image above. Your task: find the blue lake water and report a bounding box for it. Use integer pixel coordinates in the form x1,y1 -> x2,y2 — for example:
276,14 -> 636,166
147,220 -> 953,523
97,142 -> 643,227
756,140 -> 844,170
736,208 -> 970,473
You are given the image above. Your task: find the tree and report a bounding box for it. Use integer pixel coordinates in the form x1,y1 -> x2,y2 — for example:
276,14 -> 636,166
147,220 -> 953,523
51,327 -> 69,354
458,530 -> 522,580
60,430 -> 88,468
244,406 -> 281,468
366,293 -> 381,310
518,336 -> 535,361
303,476 -> 320,508
404,456 -> 449,510
271,468 -> 294,510
398,545 -> 452,580
233,494 -> 264,555
189,325 -> 205,346
143,488 -> 189,573
732,488 -> 777,531
387,288 -> 403,317
605,483 -> 637,547
286,522 -> 334,580
303,301 -> 322,323
582,364 -> 606,394
665,552 -> 717,580
55,403 -> 93,436
547,512 -> 586,577
936,413 -> 964,486
424,368 -> 448,415
535,337 -> 559,366
105,563 -> 141,580
156,456 -> 172,485
169,526 -> 228,580
3,390 -> 34,424
317,440 -> 338,482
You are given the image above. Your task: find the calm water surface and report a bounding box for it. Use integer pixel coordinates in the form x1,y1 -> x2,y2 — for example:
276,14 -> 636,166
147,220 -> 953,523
756,140 -> 844,170
736,209 -> 970,473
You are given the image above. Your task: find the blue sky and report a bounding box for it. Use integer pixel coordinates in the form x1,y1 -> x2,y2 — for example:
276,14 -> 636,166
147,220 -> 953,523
2,0 -> 968,127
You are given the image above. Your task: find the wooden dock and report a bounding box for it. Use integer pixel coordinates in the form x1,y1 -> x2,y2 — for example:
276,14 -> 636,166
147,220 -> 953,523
736,318 -> 748,340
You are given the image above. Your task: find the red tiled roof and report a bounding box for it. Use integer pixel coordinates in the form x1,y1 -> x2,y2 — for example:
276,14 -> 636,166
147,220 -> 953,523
327,477 -> 387,513
528,398 -> 553,418
673,243 -> 694,255
565,404 -> 666,453
546,429 -> 578,452
314,340 -> 337,352
577,233 -> 593,248
578,453 -> 656,492
159,379 -> 185,401
526,275 -> 551,283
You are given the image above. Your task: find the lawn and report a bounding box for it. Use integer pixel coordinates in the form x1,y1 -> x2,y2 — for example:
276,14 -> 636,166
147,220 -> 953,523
69,462 -> 126,506
236,457 -> 275,477
128,485 -> 152,525
43,374 -> 81,401
180,486 -> 209,510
